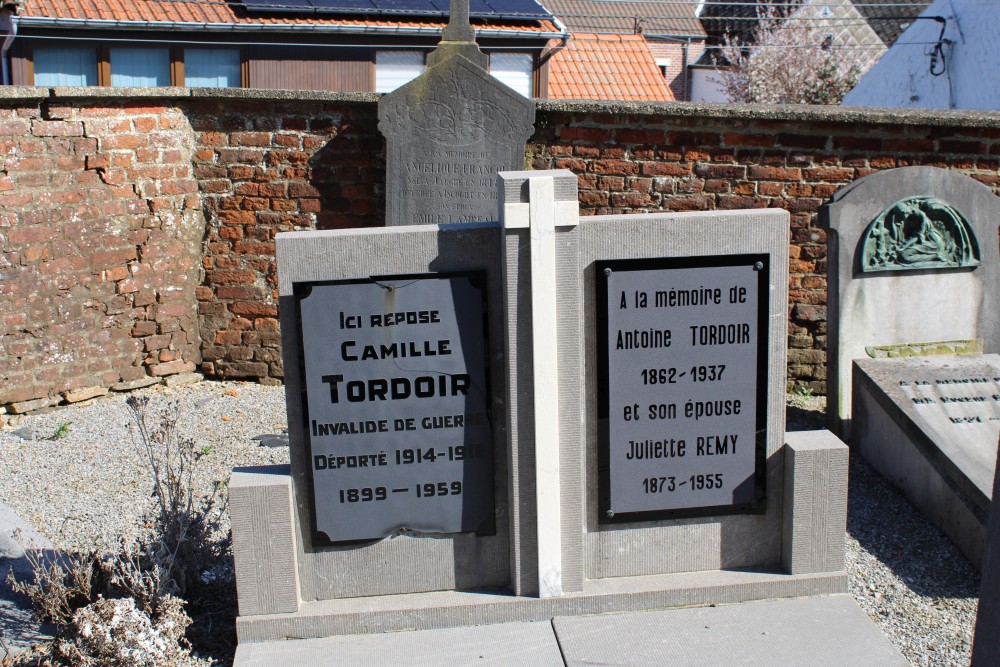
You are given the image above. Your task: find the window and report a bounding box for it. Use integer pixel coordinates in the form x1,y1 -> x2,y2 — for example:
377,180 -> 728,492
110,48 -> 170,87
656,58 -> 673,78
489,52 -> 532,97
33,47 -> 98,87
375,51 -> 425,93
185,49 -> 242,88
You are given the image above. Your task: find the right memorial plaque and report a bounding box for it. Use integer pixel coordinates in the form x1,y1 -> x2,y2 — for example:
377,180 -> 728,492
597,255 -> 769,523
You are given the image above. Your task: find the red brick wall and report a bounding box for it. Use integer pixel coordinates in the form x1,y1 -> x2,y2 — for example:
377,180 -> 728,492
2,92 -> 998,412
530,109 -> 1000,392
189,98 -> 384,382
0,97 -> 202,412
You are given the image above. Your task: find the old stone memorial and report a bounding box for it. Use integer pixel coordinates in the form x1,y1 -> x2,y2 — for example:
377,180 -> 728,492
821,166 -> 1000,437
598,256 -> 768,520
293,274 -> 494,543
854,354 -> 1000,566
822,166 -> 1000,568
377,0 -> 534,226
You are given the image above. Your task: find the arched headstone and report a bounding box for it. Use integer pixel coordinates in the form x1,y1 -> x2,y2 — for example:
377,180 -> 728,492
820,166 -> 1000,438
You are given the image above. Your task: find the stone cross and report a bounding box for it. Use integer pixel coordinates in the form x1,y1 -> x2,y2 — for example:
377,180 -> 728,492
428,0 -> 487,67
443,0 -> 475,42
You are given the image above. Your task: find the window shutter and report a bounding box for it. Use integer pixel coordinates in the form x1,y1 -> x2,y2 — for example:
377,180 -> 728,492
110,48 -> 171,87
33,47 -> 98,87
489,52 -> 532,98
185,49 -> 242,88
375,51 -> 425,93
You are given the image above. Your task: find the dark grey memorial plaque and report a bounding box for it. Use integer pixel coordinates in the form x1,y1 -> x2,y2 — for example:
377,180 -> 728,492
597,255 -> 768,522
294,272 -> 494,544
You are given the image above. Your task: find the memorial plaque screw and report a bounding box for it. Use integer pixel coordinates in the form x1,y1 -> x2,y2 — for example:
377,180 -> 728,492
605,510 -> 614,518
753,261 -> 763,271
603,268 -> 612,276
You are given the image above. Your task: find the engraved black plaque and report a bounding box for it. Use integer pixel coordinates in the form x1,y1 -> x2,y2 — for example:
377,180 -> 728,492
295,272 -> 494,544
597,255 -> 769,522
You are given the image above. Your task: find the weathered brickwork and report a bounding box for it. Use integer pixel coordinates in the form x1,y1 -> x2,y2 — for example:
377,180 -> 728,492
0,97 -> 202,411
1,92 -> 998,410
529,110 -> 1000,393
189,99 -> 384,382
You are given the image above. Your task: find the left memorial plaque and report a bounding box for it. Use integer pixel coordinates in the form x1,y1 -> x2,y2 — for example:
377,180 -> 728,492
294,272 -> 495,544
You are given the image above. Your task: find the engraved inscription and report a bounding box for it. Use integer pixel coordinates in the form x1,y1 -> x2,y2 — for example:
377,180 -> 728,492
599,257 -> 768,518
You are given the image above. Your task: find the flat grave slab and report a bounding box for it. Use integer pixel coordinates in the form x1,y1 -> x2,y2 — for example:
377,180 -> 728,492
853,353 -> 1000,566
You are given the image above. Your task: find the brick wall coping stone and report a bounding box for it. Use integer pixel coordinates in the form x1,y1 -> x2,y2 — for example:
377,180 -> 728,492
535,100 -> 1000,129
2,86 -> 998,129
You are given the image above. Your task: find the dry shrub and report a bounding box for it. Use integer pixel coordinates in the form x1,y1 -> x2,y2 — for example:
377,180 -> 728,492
125,395 -> 229,599
6,395 -> 234,666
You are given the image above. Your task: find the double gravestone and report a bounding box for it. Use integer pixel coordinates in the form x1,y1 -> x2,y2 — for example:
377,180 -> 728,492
228,169 -> 850,647
227,17 -> 849,650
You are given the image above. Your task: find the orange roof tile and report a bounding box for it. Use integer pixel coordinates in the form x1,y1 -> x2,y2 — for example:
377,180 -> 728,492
19,0 -> 561,33
546,33 -> 674,102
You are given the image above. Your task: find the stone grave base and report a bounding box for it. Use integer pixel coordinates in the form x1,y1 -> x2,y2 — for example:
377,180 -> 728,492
234,594 -> 906,667
236,567 -> 847,642
231,431 -> 849,644
852,355 -> 1000,569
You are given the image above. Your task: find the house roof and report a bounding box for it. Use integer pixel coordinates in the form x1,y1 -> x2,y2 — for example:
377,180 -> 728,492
700,0 -> 932,46
843,0 -> 997,110
546,33 -> 675,101
17,0 -> 564,36
850,0 -> 931,46
540,0 -> 705,38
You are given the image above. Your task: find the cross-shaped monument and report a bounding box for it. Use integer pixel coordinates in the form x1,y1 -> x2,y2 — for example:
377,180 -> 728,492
377,0 -> 536,226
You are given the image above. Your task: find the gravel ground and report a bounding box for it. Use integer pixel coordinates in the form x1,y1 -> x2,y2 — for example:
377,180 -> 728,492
0,380 -> 290,551
0,383 -> 982,665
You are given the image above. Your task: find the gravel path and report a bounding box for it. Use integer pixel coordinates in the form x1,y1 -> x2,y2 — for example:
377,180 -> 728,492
0,384 -> 982,665
0,380 -> 290,551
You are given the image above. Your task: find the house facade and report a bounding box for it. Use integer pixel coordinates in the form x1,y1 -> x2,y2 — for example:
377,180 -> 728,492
2,0 -> 565,96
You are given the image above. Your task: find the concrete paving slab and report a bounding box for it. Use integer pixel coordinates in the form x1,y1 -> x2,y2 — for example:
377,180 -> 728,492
554,594 -> 907,666
234,620 -> 564,667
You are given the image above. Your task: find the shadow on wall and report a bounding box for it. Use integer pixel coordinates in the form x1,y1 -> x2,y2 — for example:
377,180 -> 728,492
188,101 -> 387,383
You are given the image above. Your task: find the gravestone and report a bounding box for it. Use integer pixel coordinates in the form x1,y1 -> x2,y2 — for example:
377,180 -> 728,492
853,354 -> 1000,566
228,171 -> 857,663
821,166 -> 1000,438
377,0 -> 535,227
822,166 -> 1000,567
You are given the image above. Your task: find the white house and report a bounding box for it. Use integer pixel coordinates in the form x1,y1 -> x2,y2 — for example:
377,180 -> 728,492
843,0 -> 999,110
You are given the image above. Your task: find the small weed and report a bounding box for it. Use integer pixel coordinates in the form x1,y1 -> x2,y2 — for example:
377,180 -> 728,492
795,385 -> 815,398
198,445 -> 213,458
50,422 -> 72,441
